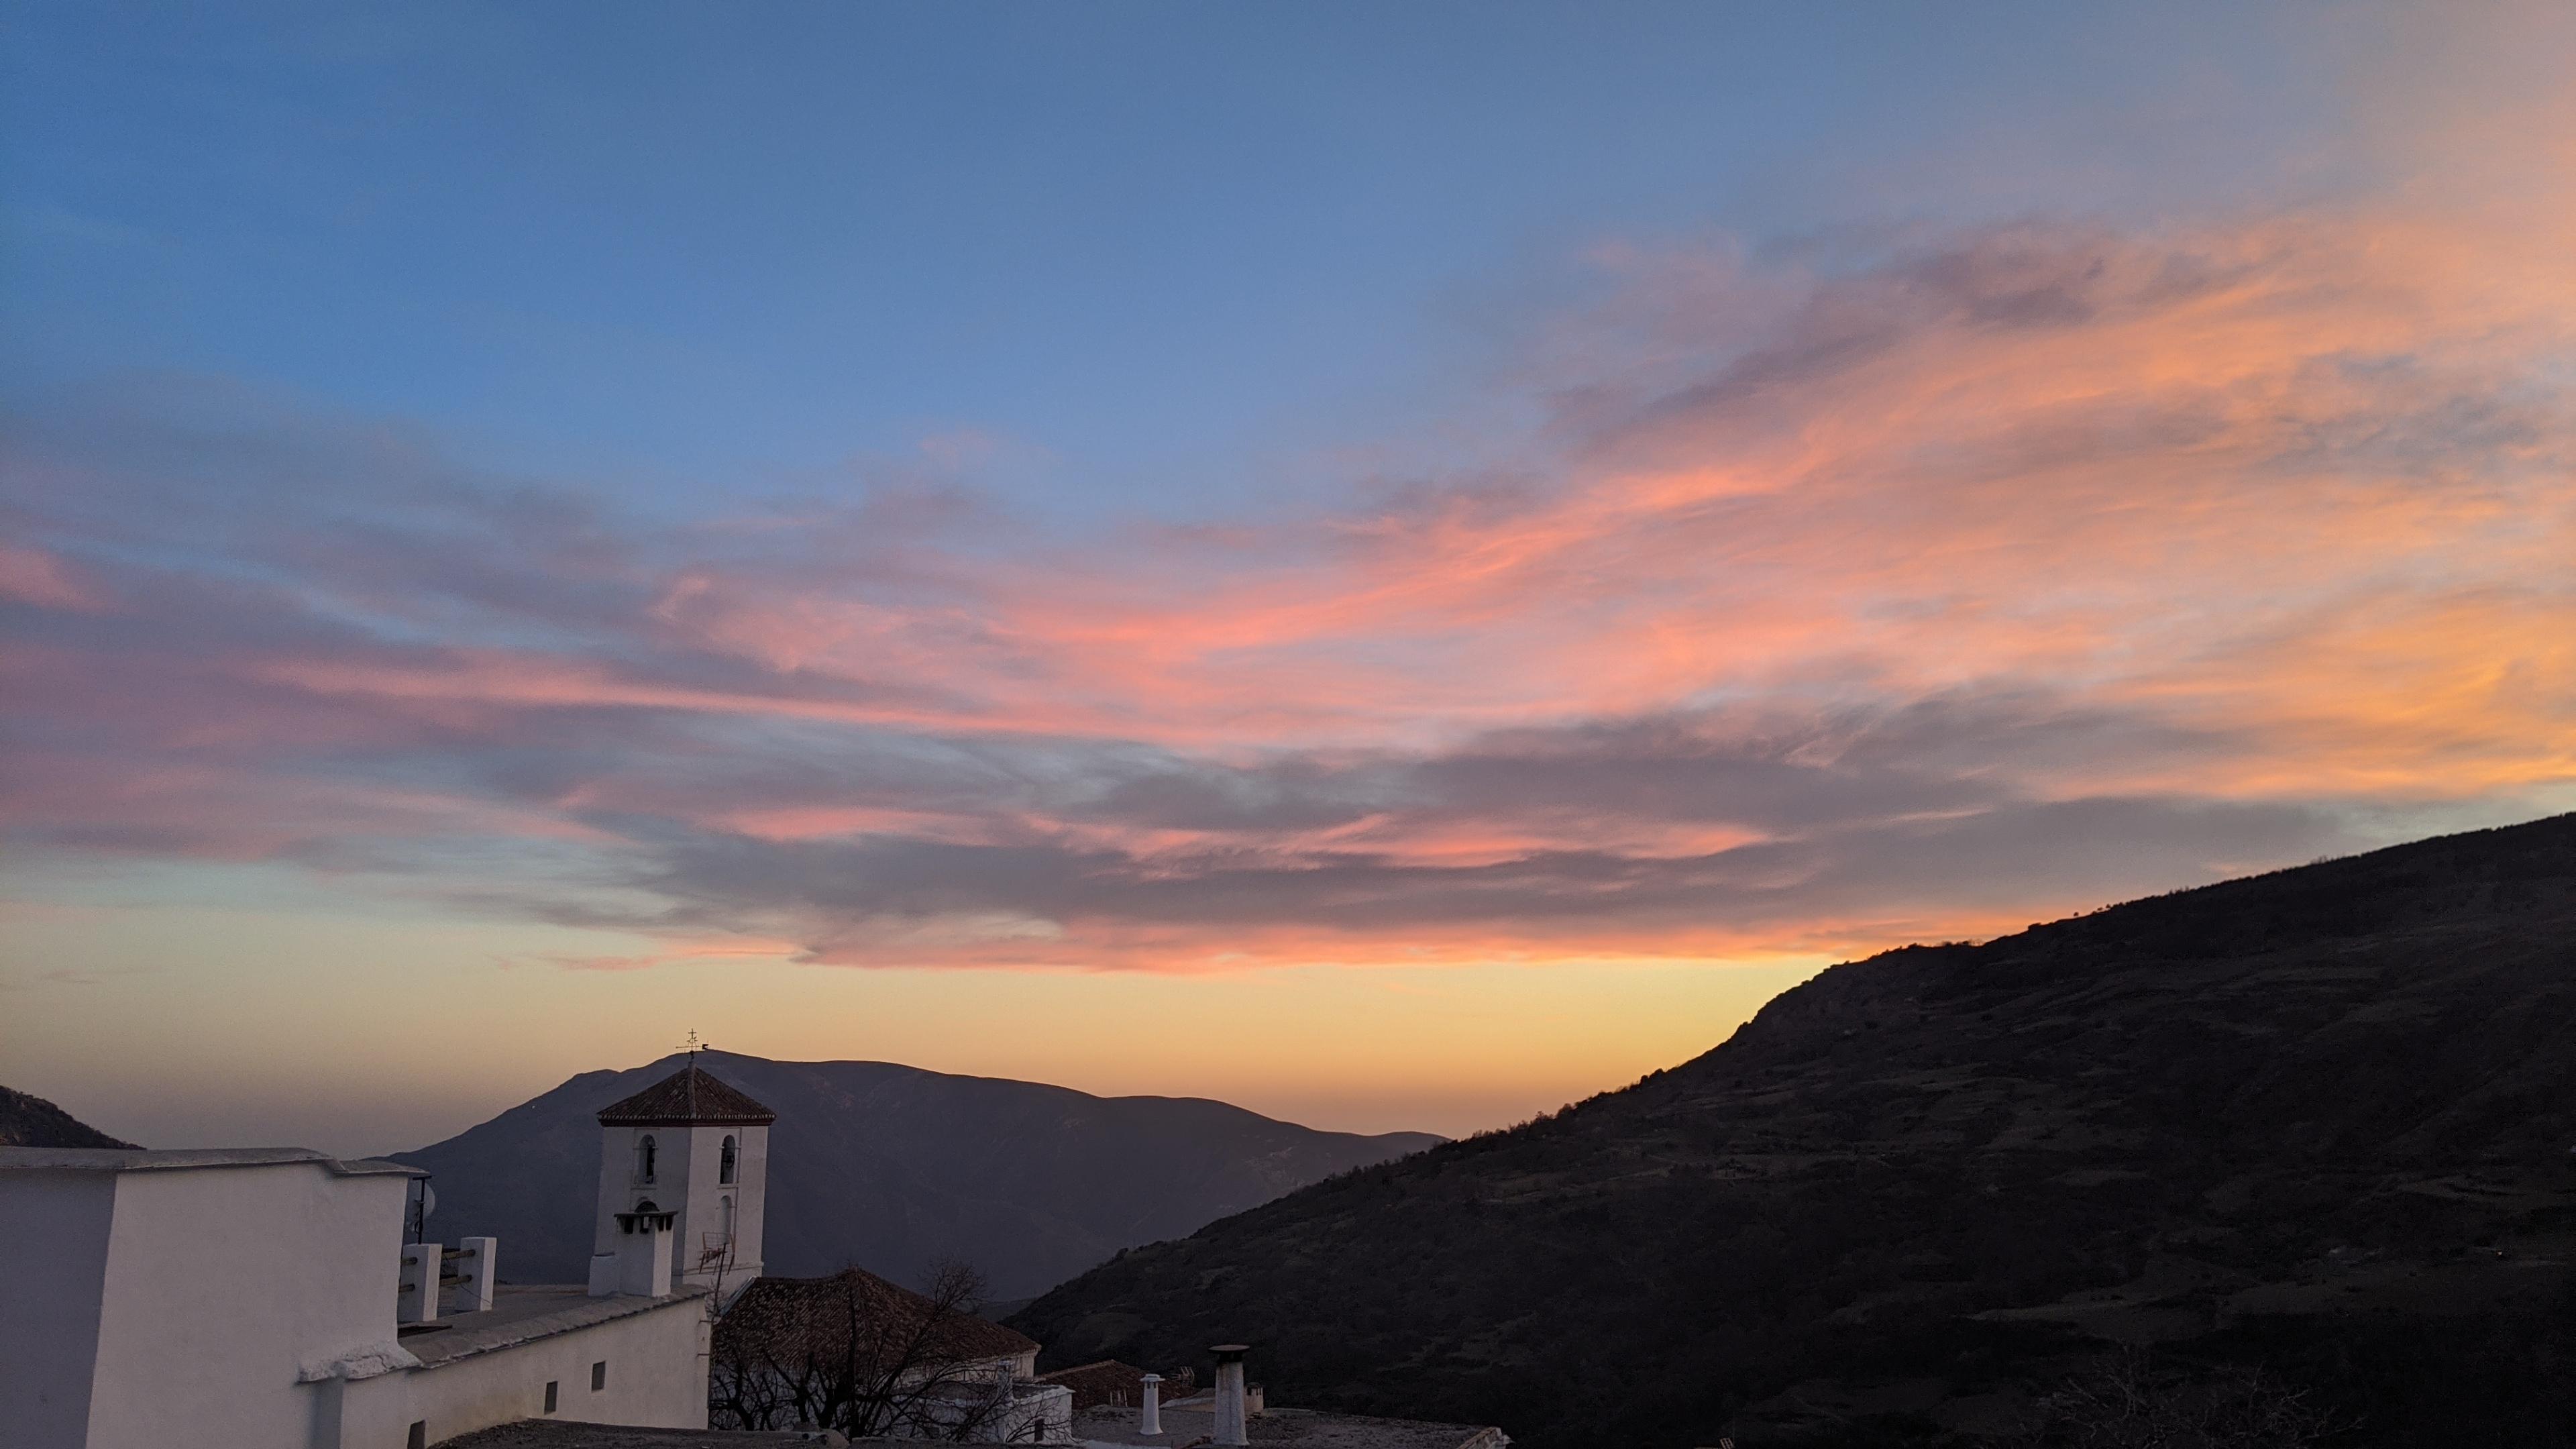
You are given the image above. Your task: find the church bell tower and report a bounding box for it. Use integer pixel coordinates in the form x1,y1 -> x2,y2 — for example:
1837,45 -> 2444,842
587,1053 -> 775,1303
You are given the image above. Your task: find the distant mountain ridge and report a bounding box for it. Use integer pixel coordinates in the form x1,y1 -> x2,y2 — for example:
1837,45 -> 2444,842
394,1052 -> 1441,1299
0,1084 -> 135,1148
1012,813 -> 2576,1448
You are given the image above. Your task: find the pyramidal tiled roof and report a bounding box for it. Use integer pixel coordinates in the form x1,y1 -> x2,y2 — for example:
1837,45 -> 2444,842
714,1266 -> 1039,1368
596,1060 -> 777,1126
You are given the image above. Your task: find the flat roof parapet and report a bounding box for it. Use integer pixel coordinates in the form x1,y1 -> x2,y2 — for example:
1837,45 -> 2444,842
0,1145 -> 421,1177
442,1422 -> 856,1446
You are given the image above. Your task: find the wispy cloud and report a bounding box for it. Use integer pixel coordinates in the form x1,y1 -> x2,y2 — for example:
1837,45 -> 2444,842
5,192 -> 2572,973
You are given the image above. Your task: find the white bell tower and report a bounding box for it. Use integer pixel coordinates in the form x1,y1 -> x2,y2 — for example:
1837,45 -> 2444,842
586,1049 -> 774,1304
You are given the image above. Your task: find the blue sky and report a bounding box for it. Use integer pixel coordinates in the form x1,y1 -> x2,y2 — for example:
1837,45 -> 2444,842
7,3 -> 2370,517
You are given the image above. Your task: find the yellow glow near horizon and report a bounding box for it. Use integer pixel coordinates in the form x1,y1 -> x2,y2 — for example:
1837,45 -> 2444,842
0,896 -> 1827,1154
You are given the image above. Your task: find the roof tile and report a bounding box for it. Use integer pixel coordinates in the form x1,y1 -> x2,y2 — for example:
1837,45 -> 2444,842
714,1267 -> 1038,1371
597,1063 -> 777,1126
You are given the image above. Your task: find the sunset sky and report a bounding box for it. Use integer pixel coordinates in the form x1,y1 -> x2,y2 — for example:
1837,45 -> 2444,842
4,3 -> 2572,1156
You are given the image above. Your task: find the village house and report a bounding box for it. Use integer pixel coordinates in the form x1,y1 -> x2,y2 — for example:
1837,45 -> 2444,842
0,1061 -> 770,1448
437,1344 -> 1507,1449
0,1062 -> 1507,1449
707,1267 -> 1071,1441
1067,1346 -> 1508,1449
1032,1361 -> 1193,1412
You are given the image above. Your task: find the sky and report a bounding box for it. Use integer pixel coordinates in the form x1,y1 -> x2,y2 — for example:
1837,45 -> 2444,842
3,2 -> 2572,1157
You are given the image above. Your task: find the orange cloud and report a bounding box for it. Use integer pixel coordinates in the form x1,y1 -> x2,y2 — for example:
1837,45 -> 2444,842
7,192 -> 2573,979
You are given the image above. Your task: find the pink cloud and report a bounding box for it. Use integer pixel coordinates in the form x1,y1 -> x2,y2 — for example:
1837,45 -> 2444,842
6,186 -> 2573,973
0,543 -> 111,612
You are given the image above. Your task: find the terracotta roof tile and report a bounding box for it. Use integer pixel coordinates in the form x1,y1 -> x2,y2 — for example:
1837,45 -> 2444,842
598,1063 -> 777,1126
714,1267 -> 1038,1372
1035,1360 -> 1154,1410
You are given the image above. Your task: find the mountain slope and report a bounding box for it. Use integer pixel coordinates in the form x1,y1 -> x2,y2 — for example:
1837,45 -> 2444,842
0,1084 -> 136,1148
394,1052 -> 1440,1299
1010,814 -> 2576,1448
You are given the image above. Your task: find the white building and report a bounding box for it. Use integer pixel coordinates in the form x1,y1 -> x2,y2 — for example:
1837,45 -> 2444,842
584,1059 -> 773,1300
1071,1348 -> 1509,1449
0,1061 -> 776,1449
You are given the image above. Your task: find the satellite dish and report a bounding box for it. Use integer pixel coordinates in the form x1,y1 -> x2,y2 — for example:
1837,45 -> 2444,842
419,1184 -> 438,1219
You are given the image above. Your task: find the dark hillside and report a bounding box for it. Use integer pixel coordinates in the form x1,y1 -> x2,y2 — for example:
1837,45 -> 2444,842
1010,814 -> 2576,1448
0,1084 -> 135,1148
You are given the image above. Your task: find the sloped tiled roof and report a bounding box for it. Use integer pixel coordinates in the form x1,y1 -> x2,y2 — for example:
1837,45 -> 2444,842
1036,1359 -> 1159,1410
714,1267 -> 1038,1374
597,1062 -> 777,1126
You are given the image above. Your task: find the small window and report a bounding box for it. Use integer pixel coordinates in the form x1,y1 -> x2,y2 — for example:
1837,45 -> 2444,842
719,1134 -> 737,1184
407,1423 -> 426,1449
592,1360 -> 608,1392
545,1381 -> 559,1413
636,1134 -> 657,1184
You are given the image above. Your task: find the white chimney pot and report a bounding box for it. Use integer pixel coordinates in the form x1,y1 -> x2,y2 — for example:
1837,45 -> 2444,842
615,1211 -> 675,1298
449,1236 -> 498,1313
1212,1346 -> 1250,1447
398,1242 -> 441,1324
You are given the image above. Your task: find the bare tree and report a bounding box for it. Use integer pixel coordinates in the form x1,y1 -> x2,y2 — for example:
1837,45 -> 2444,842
2021,1349 -> 2354,1449
711,1257 -> 1051,1440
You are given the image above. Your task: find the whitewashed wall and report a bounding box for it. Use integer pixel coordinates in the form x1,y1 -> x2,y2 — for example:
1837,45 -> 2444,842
92,1159 -> 407,1448
0,1150 -> 714,1449
589,1122 -> 767,1295
0,1167 -> 118,1448
0,1153 -> 410,1449
334,1298 -> 709,1446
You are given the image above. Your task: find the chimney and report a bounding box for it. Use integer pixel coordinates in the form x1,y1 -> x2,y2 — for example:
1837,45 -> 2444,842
398,1242 -> 441,1324
1211,1345 -> 1250,1447
1138,1373 -> 1163,1436
447,1236 -> 498,1313
600,1207 -> 676,1298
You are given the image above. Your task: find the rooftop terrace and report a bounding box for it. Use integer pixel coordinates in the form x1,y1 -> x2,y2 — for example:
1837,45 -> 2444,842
398,1285 -> 710,1370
